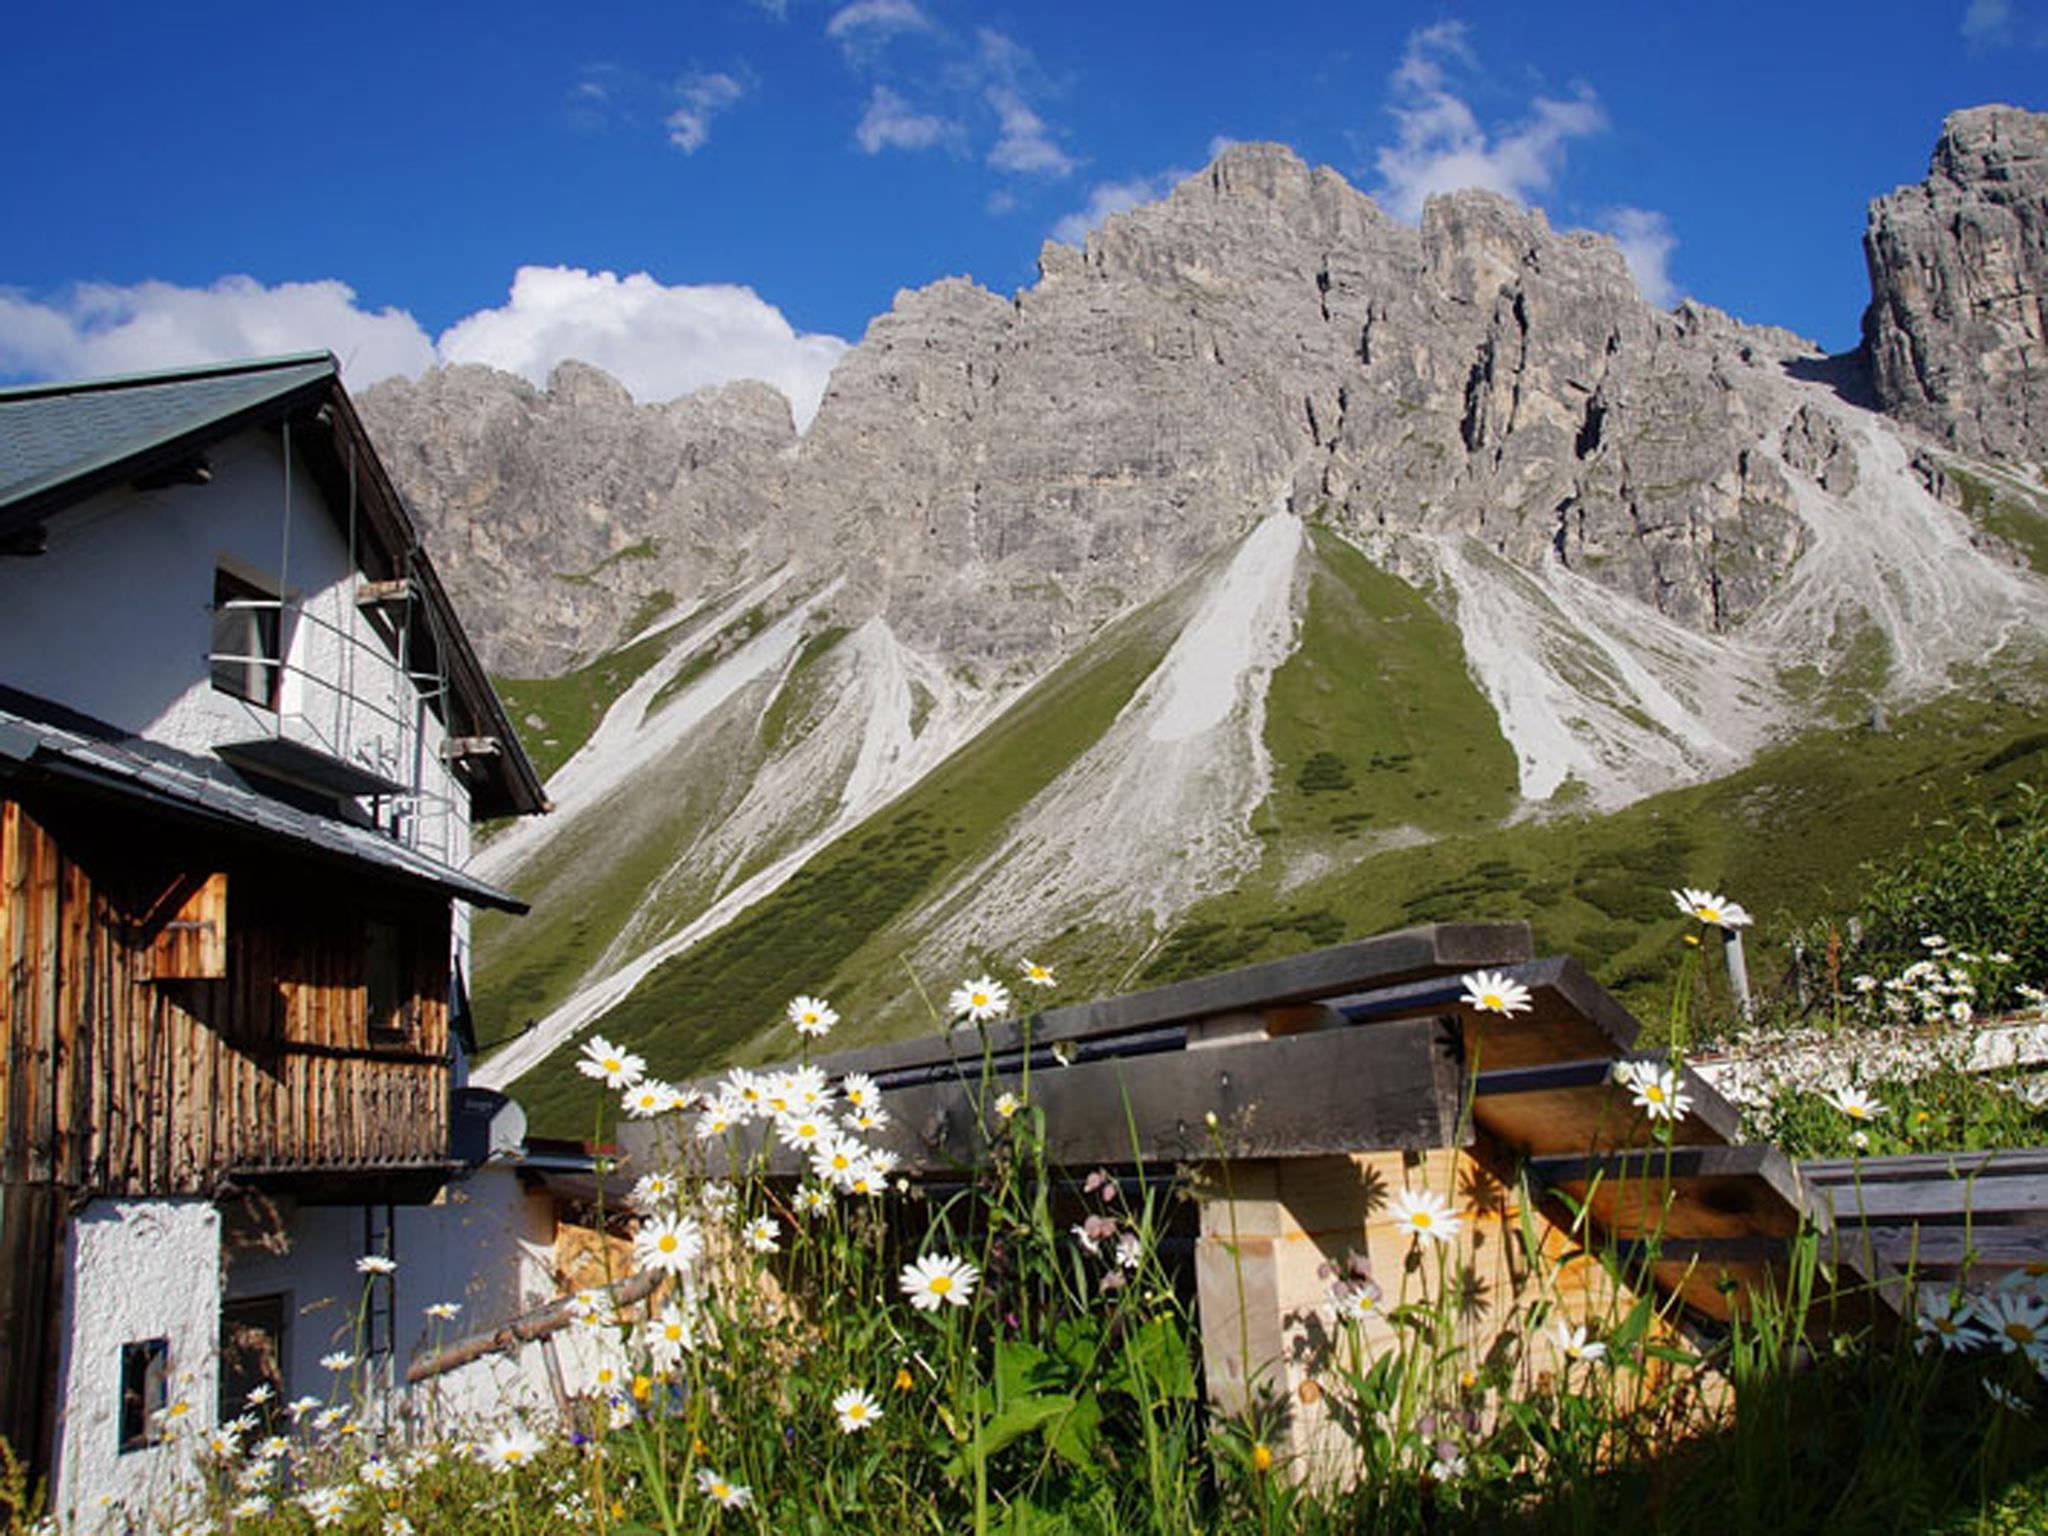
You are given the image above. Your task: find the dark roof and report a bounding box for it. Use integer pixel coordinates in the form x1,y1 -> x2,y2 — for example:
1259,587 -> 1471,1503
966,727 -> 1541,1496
0,354 -> 334,513
0,355 -> 548,821
0,687 -> 527,914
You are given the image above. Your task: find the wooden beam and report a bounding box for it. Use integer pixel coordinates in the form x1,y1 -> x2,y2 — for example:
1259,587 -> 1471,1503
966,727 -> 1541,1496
675,1016 -> 1466,1178
439,737 -> 500,762
355,578 -> 412,607
1330,956 -> 1644,1069
405,1270 -> 663,1384
795,923 -> 1532,1085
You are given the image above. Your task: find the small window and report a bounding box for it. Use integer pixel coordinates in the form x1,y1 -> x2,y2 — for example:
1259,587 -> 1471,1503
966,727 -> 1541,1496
366,918 -> 413,1039
210,568 -> 281,709
118,1338 -> 170,1453
219,1295 -> 287,1428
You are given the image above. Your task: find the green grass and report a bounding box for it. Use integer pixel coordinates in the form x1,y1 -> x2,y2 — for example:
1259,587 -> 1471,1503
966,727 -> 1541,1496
1143,676 -> 2048,1026
759,624 -> 850,752
646,604 -> 772,714
492,616 -> 693,783
1257,527 -> 1518,847
552,536 -> 660,586
1947,460 -> 2048,575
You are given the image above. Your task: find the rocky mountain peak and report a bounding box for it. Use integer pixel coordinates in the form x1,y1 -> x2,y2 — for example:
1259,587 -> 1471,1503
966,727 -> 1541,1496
1863,103 -> 2048,462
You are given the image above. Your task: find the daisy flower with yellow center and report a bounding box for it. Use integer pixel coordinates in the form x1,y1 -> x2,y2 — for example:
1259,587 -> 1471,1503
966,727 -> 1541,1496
695,1469 -> 752,1509
899,1253 -> 980,1311
634,1214 -> 705,1275
1459,969 -> 1533,1017
832,1386 -> 883,1433
576,1033 -> 645,1089
1019,958 -> 1057,989
950,975 -> 1011,1024
1671,887 -> 1753,929
787,994 -> 839,1038
1388,1187 -> 1460,1246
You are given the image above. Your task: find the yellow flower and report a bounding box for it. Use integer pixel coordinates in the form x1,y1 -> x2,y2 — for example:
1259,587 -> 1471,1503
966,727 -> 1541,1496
632,1374 -> 653,1402
894,1367 -> 915,1393
1251,1442 -> 1273,1474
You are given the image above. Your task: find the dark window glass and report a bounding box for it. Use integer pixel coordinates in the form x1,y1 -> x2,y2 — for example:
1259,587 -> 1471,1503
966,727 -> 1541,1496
210,568 -> 281,709
366,918 -> 411,1038
118,1338 -> 169,1453
219,1295 -> 287,1429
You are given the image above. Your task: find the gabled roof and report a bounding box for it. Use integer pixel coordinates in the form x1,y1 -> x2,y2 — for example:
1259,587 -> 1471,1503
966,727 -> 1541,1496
0,354 -> 548,820
0,686 -> 528,914
0,354 -> 334,517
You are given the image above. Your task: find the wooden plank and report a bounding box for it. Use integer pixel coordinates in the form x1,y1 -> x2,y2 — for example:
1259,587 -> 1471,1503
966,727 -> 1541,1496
674,1016 -> 1465,1177
1330,956 -> 1643,1069
1472,1071 -> 1743,1158
795,923 -> 1533,1083
1839,1225 -> 2048,1270
1812,1177 -> 2048,1224
1800,1149 -> 2048,1186
141,871 -> 228,981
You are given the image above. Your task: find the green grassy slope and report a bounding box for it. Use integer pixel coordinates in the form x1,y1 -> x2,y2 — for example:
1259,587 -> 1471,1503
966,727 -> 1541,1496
506,580 -> 1192,1131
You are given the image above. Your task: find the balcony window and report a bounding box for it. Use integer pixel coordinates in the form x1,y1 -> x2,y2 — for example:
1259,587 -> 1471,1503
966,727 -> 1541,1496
210,567 -> 281,710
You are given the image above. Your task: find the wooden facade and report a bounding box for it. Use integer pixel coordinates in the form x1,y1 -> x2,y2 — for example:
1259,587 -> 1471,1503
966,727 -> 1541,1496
0,788 -> 453,1199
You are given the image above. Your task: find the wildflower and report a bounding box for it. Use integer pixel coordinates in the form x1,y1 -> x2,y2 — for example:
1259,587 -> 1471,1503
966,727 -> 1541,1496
201,1425 -> 241,1459
1334,1277 -> 1383,1323
423,1300 -> 462,1322
742,1215 -> 782,1254
894,1365 -> 915,1392
244,1381 -> 274,1406
1851,973 -> 1879,993
812,1136 -> 862,1185
1984,1380 -> 2034,1415
359,1457 -> 401,1489
994,1090 -> 1023,1120
485,1424 -> 546,1471
567,1287 -> 614,1325
622,1079 -> 682,1119
776,1109 -> 833,1151
312,1406 -> 348,1433
231,1497 -> 273,1518
788,995 -> 839,1038
899,1253 -> 980,1311
319,1350 -> 355,1372
1429,1450 -> 1469,1482
1073,1214 -> 1118,1255
700,1179 -> 738,1216
841,1071 -> 879,1109
1554,1321 -> 1607,1362
384,1517 -> 417,1536
833,1386 -> 883,1433
1019,957 -> 1057,988
795,1185 -> 833,1216
848,1103 -> 891,1134
1459,969 -> 1533,1017
576,1033 -> 645,1089
630,1172 -> 677,1212
355,1254 -> 396,1276
1850,1130 -> 1871,1151
695,1097 -> 740,1139
286,1395 -> 321,1421
1826,1087 -> 1885,1122
696,1468 -> 753,1509
1051,1041 -> 1075,1066
647,1305 -> 696,1369
1631,1068 -> 1692,1123
1250,1442 -> 1273,1475
1921,935 -> 1949,951
724,1068 -> 766,1116
1388,1186 -> 1461,1246
1672,887 -> 1753,928
950,975 -> 1011,1023
297,1487 -> 352,1529
635,1214 -> 706,1275
1114,1231 -> 1143,1270
1976,1291 -> 2048,1363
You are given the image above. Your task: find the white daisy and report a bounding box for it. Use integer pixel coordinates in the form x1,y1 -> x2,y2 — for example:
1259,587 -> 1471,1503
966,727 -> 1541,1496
1018,957 -> 1057,989
646,1304 -> 697,1370
696,1469 -> 752,1508
1631,1068 -> 1692,1123
319,1351 -> 356,1372
1388,1186 -> 1460,1246
833,1385 -> 883,1433
1459,969 -> 1533,1017
994,1090 -> 1023,1120
788,994 -> 839,1038
840,1071 -> 879,1110
899,1253 -> 979,1311
622,1079 -> 681,1119
576,1033 -> 645,1089
795,1184 -> 834,1216
742,1215 -> 781,1254
484,1424 -> 545,1472
424,1300 -> 462,1321
634,1214 -> 705,1275
950,975 -> 1011,1023
1672,887 -> 1753,928
355,1254 -> 396,1276
1553,1320 -> 1607,1362
776,1110 -> 833,1152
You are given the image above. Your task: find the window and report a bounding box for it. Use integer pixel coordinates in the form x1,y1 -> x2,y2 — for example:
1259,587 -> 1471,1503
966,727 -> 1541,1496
118,1338 -> 170,1453
219,1295 -> 287,1429
210,567 -> 281,709
365,917 -> 413,1039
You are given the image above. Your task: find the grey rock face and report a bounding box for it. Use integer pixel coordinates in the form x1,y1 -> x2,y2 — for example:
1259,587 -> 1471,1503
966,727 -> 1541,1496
1864,104 -> 2048,462
360,362 -> 798,676
371,120 -> 2039,690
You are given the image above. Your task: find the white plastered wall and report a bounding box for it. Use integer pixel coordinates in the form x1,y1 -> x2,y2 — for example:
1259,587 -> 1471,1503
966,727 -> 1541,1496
0,423 -> 473,866
219,1166 -> 564,1434
49,1199 -> 221,1530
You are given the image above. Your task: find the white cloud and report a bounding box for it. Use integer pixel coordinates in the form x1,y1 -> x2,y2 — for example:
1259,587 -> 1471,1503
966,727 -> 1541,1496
855,85 -> 959,153
986,84 -> 1074,177
665,70 -> 746,154
1599,207 -> 1680,308
436,268 -> 847,428
0,277 -> 437,388
1372,21 -> 1604,222
1051,168 -> 1189,245
1962,0 -> 2013,43
826,0 -> 929,49
0,268 -> 851,430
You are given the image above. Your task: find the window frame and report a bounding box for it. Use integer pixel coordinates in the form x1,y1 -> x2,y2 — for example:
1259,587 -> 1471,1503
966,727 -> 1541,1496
209,565 -> 283,711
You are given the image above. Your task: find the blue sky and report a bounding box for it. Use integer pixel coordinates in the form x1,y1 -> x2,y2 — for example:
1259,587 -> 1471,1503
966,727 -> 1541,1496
4,1 -> 2044,425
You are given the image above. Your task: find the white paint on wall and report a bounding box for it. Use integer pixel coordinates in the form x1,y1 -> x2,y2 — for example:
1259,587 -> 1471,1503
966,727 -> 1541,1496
50,1199 -> 222,1530
0,424 -> 473,864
